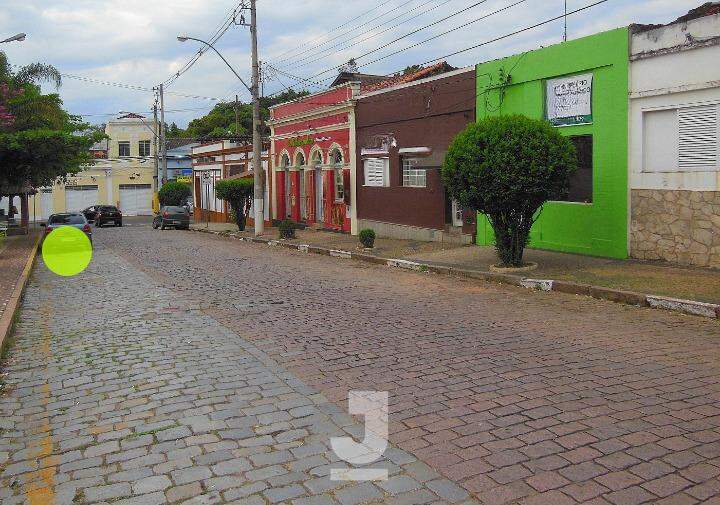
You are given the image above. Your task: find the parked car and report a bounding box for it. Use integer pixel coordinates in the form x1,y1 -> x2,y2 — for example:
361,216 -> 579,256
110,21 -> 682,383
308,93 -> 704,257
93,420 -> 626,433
153,206 -> 190,230
81,205 -> 100,222
94,205 -> 123,227
43,213 -> 93,245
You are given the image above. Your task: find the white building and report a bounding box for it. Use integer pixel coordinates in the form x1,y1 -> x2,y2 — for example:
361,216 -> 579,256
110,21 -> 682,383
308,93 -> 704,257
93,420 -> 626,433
629,7 -> 720,267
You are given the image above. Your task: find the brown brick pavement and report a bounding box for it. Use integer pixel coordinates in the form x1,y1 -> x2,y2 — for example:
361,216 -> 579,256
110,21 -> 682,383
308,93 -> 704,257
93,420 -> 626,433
108,227 -> 720,504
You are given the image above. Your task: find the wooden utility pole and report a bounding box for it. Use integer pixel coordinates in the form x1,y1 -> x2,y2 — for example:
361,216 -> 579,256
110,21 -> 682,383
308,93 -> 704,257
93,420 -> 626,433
250,0 -> 264,234
153,102 -> 159,192
159,83 -> 168,186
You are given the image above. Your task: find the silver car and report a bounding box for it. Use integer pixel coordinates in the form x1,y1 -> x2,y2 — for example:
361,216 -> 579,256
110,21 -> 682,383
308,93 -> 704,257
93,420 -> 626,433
43,213 -> 93,245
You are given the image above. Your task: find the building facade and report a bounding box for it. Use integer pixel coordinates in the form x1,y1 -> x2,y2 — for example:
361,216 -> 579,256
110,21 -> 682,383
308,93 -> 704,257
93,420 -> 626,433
475,28 -> 630,259
0,113 -> 158,220
629,11 -> 720,267
269,84 -> 361,233
191,140 -> 271,225
355,66 -> 477,243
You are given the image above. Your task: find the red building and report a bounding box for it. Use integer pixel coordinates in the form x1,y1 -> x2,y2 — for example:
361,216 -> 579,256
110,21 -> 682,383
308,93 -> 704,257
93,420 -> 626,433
269,76 -> 383,233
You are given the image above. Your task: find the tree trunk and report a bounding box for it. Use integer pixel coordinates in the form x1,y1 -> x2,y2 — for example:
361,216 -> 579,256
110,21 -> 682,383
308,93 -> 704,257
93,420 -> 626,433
234,201 -> 246,231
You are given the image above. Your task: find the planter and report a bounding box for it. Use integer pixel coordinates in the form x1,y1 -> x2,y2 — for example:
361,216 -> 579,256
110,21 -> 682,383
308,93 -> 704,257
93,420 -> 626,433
489,262 -> 538,274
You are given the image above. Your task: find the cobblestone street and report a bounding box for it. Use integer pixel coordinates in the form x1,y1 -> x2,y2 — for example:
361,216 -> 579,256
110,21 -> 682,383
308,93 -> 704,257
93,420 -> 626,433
2,223 -> 720,504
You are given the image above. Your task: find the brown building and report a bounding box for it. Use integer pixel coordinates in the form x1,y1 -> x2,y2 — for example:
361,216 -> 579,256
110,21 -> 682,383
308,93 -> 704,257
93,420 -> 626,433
355,66 -> 476,243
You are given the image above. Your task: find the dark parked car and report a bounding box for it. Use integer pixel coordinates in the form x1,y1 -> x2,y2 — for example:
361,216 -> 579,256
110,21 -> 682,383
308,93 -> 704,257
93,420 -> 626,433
43,213 -> 93,245
81,205 -> 100,222
94,206 -> 123,227
153,206 -> 190,230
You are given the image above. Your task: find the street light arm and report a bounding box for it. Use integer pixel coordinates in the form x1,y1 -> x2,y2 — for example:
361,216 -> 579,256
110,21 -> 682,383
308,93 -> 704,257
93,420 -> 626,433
178,36 -> 252,93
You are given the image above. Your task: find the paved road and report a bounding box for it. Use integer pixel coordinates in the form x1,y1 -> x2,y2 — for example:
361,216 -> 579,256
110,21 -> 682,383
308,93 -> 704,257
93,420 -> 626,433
1,224 -> 720,504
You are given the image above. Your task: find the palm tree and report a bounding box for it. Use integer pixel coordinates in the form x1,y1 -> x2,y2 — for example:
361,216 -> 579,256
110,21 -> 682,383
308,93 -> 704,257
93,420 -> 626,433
0,51 -> 61,88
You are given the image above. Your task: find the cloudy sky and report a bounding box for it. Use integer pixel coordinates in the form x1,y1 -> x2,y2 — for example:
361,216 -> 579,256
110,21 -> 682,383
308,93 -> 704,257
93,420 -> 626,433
0,0 -> 703,127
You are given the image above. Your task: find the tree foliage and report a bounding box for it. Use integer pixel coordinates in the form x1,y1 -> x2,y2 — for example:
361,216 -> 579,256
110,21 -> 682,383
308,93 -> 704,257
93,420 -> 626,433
442,115 -> 577,267
168,89 -> 311,140
0,51 -> 103,194
214,178 -> 253,231
158,181 -> 191,207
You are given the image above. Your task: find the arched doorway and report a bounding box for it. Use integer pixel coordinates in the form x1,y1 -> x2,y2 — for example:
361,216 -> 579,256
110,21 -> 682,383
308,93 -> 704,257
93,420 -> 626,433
311,150 -> 324,223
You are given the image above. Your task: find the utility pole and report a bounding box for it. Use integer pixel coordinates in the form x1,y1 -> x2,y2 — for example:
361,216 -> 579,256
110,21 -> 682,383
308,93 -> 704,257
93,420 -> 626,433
563,0 -> 568,42
153,102 -> 159,194
159,83 -> 168,186
250,0 -> 264,235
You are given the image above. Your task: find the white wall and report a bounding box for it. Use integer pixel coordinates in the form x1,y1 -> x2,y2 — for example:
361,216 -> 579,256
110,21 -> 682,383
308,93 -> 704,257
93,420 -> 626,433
630,15 -> 720,192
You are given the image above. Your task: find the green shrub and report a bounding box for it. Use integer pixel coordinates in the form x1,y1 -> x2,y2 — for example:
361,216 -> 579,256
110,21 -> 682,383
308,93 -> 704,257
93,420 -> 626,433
443,114 -> 577,267
278,219 -> 295,239
359,228 -> 376,248
215,178 -> 253,231
158,181 -> 191,207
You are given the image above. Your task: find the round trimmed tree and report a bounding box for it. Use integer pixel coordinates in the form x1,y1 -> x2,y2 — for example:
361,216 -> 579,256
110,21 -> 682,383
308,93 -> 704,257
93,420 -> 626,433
214,178 -> 254,231
442,115 -> 577,267
158,181 -> 191,207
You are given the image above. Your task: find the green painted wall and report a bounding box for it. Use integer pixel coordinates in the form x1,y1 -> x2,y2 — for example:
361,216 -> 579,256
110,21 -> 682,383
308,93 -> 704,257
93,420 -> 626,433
475,28 -> 629,258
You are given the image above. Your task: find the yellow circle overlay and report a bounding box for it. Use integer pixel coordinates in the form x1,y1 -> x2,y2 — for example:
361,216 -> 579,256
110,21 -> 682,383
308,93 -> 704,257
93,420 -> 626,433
42,226 -> 93,277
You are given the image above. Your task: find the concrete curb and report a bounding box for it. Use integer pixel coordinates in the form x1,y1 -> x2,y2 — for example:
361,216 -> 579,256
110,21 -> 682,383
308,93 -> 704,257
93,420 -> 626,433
0,234 -> 41,352
189,227 -> 719,320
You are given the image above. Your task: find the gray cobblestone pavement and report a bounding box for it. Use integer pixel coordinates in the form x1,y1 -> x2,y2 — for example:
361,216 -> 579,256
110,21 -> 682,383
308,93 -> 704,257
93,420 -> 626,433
2,223 -> 720,504
0,242 -> 472,504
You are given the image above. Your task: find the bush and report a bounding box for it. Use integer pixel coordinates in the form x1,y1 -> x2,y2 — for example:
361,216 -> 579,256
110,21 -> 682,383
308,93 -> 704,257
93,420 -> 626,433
359,228 -> 376,248
215,178 -> 253,231
278,219 -> 295,239
158,181 -> 191,207
442,115 -> 577,267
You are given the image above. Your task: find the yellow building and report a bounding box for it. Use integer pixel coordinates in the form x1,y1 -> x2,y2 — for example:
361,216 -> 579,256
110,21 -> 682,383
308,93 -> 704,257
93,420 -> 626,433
2,113 -> 158,220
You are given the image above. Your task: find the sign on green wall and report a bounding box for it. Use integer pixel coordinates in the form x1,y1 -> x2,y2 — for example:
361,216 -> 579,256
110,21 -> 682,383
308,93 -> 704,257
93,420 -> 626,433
545,73 -> 593,126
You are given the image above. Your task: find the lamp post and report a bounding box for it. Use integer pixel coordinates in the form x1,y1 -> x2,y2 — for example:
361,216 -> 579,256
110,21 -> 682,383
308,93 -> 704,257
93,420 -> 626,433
0,33 -> 26,44
178,13 -> 264,235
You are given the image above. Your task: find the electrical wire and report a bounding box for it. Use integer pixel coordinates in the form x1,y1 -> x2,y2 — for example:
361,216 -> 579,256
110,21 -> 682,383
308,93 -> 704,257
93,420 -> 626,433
276,0 -> 456,72
266,0 -> 610,96
270,0 -> 391,62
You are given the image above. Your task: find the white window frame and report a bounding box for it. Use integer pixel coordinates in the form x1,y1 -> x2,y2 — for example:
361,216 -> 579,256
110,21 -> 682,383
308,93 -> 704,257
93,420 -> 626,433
363,157 -> 389,187
118,141 -> 130,158
138,140 -> 151,157
402,158 -> 427,188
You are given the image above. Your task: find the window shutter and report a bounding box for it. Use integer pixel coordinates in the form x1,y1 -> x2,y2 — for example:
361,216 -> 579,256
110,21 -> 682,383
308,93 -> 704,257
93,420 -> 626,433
678,104 -> 718,171
364,158 -> 387,186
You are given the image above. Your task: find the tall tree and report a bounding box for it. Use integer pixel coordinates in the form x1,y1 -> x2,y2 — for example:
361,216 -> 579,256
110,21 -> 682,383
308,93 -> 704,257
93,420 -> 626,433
169,88 -> 311,140
0,51 -> 104,193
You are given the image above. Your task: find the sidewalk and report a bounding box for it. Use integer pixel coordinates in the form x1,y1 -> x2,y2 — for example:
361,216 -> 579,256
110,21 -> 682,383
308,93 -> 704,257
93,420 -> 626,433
191,221 -> 720,304
0,232 -> 40,350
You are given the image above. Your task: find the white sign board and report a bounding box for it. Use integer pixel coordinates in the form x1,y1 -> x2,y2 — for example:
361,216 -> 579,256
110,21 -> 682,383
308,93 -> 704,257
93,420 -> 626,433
545,73 -> 593,126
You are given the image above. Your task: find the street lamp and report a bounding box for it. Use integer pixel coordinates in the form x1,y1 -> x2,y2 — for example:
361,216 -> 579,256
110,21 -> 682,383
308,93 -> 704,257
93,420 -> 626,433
0,33 -> 26,44
177,19 -> 264,236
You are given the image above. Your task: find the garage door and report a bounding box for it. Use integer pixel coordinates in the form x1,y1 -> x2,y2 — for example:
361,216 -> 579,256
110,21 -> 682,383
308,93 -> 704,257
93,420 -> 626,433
39,189 -> 53,220
119,184 -> 152,216
65,185 -> 99,213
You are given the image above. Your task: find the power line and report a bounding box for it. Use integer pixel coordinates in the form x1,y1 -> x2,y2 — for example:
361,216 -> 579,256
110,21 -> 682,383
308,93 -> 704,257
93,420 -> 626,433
361,0 -> 529,69
162,0 -> 247,87
270,0 -> 419,66
267,0 -> 610,96
274,0 -> 455,72
270,0 -> 391,62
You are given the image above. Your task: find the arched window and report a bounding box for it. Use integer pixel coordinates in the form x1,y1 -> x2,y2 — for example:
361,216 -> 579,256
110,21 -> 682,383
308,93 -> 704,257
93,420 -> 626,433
295,151 -> 306,167
329,148 -> 343,166
280,153 -> 290,168
311,149 -> 323,166
329,148 -> 345,202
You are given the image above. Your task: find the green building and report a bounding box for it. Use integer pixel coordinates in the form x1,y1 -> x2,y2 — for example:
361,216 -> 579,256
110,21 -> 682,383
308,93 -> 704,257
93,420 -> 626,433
475,28 -> 629,258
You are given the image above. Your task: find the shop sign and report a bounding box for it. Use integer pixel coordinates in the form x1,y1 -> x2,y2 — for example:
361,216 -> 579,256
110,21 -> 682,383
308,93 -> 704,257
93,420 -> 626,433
176,176 -> 192,183
289,137 -> 314,147
545,73 -> 593,126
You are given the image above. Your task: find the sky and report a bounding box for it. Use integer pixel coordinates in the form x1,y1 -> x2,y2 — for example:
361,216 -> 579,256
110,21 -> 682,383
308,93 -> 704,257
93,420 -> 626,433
0,0 -> 705,128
